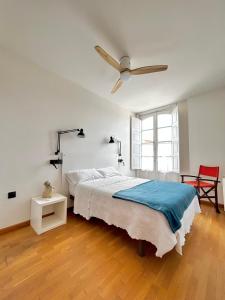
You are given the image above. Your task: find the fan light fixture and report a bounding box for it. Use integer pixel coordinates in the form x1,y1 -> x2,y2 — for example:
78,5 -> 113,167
120,70 -> 130,82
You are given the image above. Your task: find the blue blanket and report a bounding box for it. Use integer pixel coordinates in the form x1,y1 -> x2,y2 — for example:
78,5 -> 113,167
112,180 -> 196,233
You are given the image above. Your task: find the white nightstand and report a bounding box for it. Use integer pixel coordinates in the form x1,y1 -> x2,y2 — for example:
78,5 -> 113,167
31,193 -> 67,235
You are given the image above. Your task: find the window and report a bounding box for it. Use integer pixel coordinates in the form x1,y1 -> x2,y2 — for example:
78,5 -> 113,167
141,115 -> 154,171
157,112 -> 174,172
132,105 -> 179,173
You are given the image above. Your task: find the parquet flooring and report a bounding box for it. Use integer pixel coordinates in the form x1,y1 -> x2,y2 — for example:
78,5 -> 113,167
0,204 -> 225,300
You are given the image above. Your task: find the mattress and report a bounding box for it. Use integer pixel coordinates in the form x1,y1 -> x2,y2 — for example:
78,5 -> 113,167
71,176 -> 201,257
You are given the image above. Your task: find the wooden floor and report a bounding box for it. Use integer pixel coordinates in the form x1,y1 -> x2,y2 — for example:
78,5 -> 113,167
0,204 -> 225,300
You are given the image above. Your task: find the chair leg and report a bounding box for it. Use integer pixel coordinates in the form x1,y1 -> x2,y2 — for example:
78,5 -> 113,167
197,188 -> 201,205
215,188 -> 220,214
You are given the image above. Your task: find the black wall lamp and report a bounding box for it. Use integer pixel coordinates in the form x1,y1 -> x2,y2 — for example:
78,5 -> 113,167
109,136 -> 115,143
108,136 -> 125,166
50,128 -> 85,169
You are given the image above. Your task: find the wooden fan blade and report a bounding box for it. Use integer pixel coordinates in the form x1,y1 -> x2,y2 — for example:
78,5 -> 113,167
111,79 -> 123,94
95,45 -> 121,71
130,65 -> 168,75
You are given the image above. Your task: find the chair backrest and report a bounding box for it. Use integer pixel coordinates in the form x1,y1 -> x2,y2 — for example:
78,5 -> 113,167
198,165 -> 219,179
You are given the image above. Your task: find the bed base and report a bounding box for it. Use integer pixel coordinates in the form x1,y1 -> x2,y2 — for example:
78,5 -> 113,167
70,194 -> 146,257
138,240 -> 146,257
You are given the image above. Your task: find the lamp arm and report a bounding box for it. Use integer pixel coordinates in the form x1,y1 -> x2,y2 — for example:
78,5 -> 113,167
118,141 -> 122,156
58,129 -> 80,134
51,128 -> 84,169
55,132 -> 61,155
55,129 -> 81,155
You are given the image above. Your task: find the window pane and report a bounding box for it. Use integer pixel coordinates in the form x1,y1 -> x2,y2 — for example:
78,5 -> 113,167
142,116 -> 153,130
158,127 -> 172,141
158,157 -> 173,172
173,156 -> 179,171
158,142 -> 172,156
142,157 -> 154,170
142,130 -> 153,143
157,114 -> 172,128
142,144 -> 153,156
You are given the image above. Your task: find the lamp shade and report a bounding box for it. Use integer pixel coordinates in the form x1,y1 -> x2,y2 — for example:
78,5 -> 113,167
77,128 -> 85,138
109,136 -> 115,143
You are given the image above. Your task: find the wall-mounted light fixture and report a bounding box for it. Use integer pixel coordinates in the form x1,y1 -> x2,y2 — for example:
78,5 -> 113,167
108,136 -> 125,166
50,128 -> 85,169
109,136 -> 115,143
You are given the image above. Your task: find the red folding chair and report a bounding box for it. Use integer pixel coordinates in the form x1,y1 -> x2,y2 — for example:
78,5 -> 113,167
181,165 -> 220,213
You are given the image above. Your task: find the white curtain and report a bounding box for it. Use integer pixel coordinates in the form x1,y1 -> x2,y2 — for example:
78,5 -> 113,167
131,117 -> 141,170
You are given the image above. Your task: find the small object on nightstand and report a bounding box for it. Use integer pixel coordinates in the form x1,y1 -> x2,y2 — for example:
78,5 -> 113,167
31,193 -> 67,235
42,181 -> 54,198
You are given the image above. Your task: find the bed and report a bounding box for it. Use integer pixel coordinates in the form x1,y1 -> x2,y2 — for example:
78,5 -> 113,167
66,168 -> 201,258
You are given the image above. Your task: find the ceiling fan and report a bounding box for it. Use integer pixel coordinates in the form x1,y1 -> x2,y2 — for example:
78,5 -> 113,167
95,45 -> 168,94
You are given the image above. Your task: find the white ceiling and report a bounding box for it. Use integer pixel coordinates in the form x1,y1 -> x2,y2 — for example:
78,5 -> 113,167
0,0 -> 225,112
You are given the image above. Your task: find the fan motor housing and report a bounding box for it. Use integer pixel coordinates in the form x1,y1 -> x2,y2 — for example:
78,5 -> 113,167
120,56 -> 130,69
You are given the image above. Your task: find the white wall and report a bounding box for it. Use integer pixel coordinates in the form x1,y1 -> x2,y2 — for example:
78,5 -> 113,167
178,100 -> 190,173
187,87 -> 225,204
0,47 -> 133,229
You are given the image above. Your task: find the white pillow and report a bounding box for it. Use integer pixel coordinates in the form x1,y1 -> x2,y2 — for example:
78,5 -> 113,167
97,166 -> 121,177
66,168 -> 103,184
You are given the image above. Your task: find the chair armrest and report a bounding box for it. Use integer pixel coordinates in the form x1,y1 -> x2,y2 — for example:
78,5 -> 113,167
180,174 -> 199,183
199,177 -> 221,184
180,175 -> 199,179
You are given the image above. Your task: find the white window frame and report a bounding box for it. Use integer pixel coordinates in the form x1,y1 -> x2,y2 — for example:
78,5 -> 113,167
136,104 -> 179,173
131,117 -> 141,170
140,113 -> 155,172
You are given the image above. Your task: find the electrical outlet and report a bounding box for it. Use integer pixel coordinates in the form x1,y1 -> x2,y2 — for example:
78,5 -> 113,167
8,191 -> 16,199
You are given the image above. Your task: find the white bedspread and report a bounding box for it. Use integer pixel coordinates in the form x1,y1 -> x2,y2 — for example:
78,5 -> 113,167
72,176 -> 201,257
